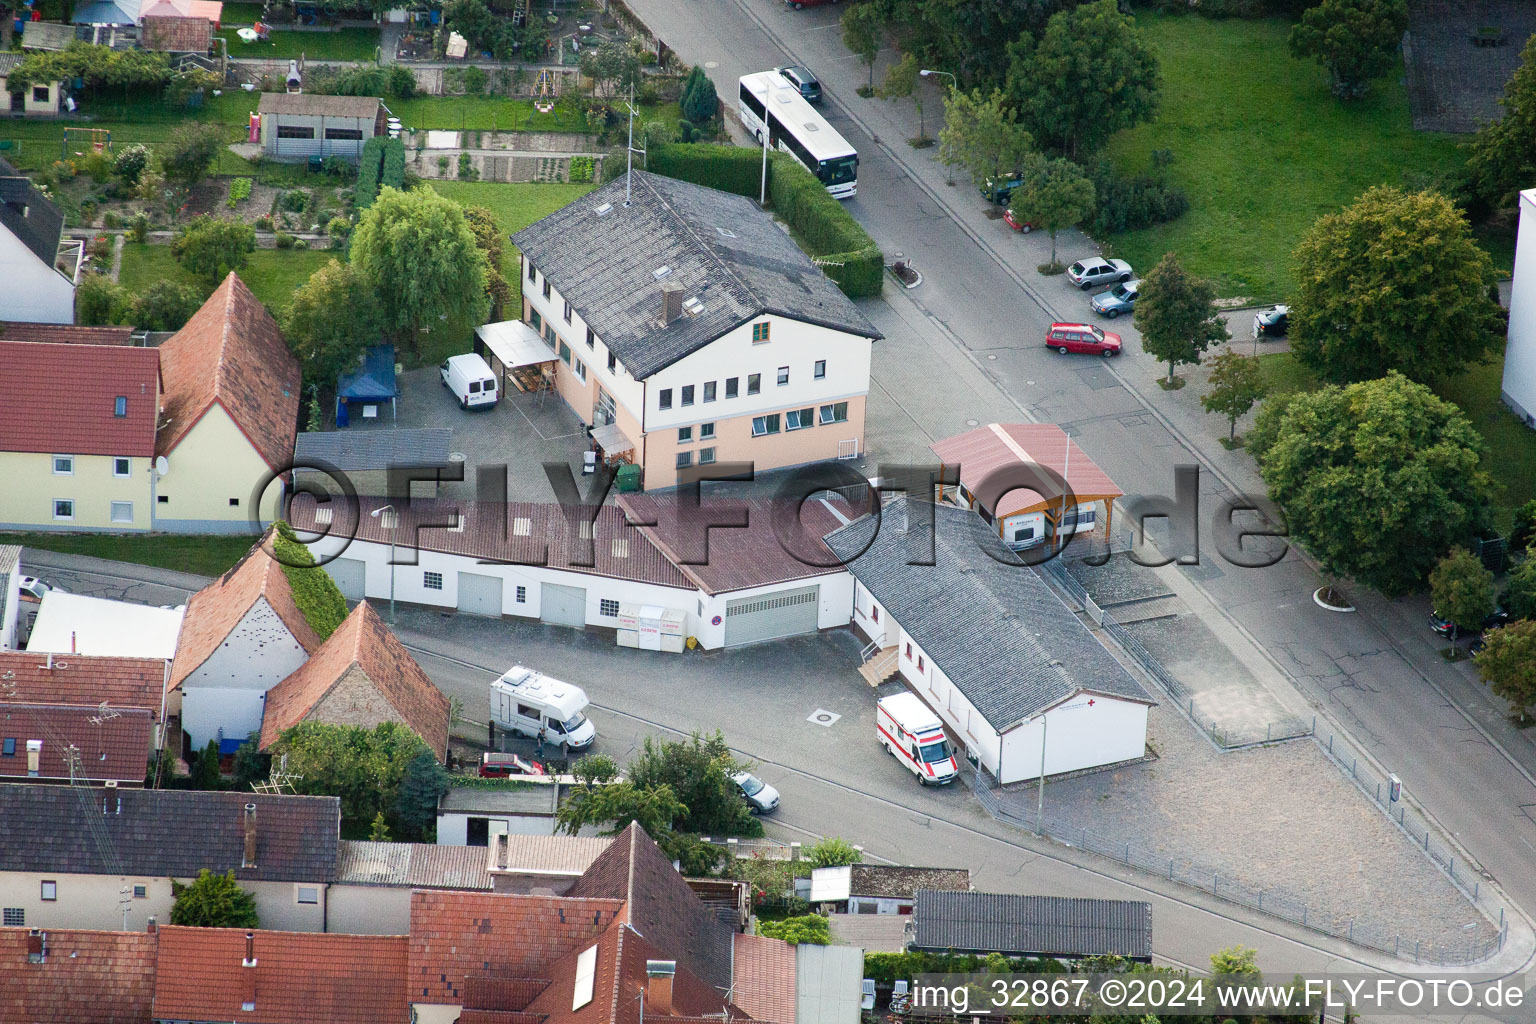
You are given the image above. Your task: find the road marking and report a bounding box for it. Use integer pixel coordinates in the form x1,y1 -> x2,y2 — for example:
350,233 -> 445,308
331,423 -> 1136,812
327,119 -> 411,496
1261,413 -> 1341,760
807,708 -> 841,727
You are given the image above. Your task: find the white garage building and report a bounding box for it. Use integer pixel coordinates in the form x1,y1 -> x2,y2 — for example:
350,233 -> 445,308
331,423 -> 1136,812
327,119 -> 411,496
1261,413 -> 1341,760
824,499 -> 1153,784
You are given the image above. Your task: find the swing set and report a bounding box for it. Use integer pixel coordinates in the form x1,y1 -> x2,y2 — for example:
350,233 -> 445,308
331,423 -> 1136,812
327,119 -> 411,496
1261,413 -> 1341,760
62,127 -> 112,159
534,68 -> 555,113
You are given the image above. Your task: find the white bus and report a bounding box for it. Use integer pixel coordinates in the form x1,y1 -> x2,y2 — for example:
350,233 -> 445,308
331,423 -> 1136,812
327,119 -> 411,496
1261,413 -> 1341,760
738,71 -> 858,199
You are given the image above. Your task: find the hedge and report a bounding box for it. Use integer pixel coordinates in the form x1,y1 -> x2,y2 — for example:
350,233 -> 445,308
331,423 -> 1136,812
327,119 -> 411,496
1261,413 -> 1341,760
356,137 -> 406,210
646,144 -> 883,299
862,952 -> 1066,987
272,521 -> 349,640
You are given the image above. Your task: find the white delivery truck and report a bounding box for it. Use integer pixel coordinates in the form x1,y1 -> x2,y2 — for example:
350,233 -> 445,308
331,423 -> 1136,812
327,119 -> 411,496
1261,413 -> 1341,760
489,665 -> 596,751
876,692 -> 958,786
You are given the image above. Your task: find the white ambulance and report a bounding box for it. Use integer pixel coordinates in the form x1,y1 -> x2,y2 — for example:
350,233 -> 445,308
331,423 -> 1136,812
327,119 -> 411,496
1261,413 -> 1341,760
876,692 -> 958,785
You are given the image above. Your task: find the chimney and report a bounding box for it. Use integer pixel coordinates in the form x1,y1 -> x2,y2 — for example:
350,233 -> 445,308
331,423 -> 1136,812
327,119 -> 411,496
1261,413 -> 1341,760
146,916 -> 157,934
26,930 -> 45,964
644,960 -> 676,1016
242,931 -> 257,968
241,932 -> 258,1014
659,284 -> 683,326
242,803 -> 257,869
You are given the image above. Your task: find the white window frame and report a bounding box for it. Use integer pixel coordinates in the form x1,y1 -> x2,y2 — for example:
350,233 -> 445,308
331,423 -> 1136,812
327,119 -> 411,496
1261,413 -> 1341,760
109,501 -> 134,524
777,366 -> 789,386
700,422 -> 715,440
295,884 -> 320,905
814,359 -> 826,379
40,881 -> 57,901
113,457 -> 131,478
52,499 -> 74,521
515,586 -> 527,604
52,455 -> 73,476
699,447 -> 716,465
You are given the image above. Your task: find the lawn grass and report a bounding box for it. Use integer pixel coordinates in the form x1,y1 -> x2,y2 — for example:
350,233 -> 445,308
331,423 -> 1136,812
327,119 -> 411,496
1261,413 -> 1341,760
4,533 -> 254,578
219,1 -> 266,22
118,242 -> 331,315
1104,14 -> 1467,301
392,96 -> 681,135
218,26 -> 381,62
1257,351 -> 1320,397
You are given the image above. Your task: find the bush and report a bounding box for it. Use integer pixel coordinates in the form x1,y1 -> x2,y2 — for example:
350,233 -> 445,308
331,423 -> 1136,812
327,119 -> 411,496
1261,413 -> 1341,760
172,215 -> 256,284
282,189 -> 309,212
129,212 -> 150,243
274,231 -> 295,249
294,237 -> 309,249
272,521 -> 349,638
767,154 -> 883,298
357,136 -> 406,209
862,952 -> 1065,987
568,155 -> 595,184
255,214 -> 273,231
79,151 -> 114,183
1085,160 -> 1189,235
463,65 -> 488,95
113,143 -> 151,184
227,176 -> 253,208
648,142 -> 762,197
76,272 -> 132,326
327,216 -> 351,238
102,211 -> 121,229
807,836 -> 862,867
388,63 -> 417,98
758,914 -> 831,945
131,279 -> 203,331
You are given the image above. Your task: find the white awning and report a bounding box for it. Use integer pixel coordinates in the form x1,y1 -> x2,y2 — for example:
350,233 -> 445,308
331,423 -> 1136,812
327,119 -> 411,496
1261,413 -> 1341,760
591,421 -> 636,456
476,320 -> 558,369
809,865 -> 852,903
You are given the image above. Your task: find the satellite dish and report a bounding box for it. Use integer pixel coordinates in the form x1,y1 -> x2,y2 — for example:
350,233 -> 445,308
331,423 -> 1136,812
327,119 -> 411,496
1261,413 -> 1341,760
155,456 -> 169,476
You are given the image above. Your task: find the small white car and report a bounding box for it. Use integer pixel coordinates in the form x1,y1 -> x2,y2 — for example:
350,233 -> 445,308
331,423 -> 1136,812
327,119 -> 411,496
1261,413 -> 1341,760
440,353 -> 500,410
1067,257 -> 1134,291
732,771 -> 780,814
18,576 -> 60,602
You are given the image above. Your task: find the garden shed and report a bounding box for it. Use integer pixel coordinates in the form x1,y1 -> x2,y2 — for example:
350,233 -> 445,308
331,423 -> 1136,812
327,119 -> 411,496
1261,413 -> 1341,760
257,92 -> 384,161
334,344 -> 398,426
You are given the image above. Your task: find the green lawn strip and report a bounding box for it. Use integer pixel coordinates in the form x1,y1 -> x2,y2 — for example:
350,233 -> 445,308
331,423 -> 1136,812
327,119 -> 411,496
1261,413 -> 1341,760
1103,14 -> 1465,301
5,533 -> 253,577
218,27 -> 381,62
118,242 -> 330,314
219,1 -> 267,22
394,96 -> 679,134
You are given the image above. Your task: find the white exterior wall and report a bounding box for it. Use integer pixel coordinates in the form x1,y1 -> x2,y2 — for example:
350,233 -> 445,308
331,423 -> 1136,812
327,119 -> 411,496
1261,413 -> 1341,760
1502,188 -> 1536,426
248,879 -> 328,932
522,261 -> 648,419
0,229 -> 74,325
694,571 -> 853,649
327,884 -> 412,934
436,810 -> 557,844
180,599 -> 313,749
1,569 -> 18,650
0,873 -> 327,932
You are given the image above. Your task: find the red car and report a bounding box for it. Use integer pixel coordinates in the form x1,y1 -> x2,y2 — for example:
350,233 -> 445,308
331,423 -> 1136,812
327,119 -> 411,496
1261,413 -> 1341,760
1003,208 -> 1035,233
1046,322 -> 1121,357
479,753 -> 546,778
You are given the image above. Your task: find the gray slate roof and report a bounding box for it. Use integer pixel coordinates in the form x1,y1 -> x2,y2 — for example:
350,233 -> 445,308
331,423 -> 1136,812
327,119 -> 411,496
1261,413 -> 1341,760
0,157 -> 65,273
912,890 -> 1153,960
0,785 -> 340,882
823,499 -> 1151,731
294,428 -> 452,473
511,169 -> 880,380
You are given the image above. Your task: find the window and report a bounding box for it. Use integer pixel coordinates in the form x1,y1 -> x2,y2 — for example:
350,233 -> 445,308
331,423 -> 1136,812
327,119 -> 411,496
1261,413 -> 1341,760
529,309 -> 541,331
917,655 -> 925,672
113,457 -> 131,478
32,86 -> 48,103
559,341 -> 571,365
515,586 -> 527,603
53,500 -> 74,521
777,366 -> 790,386
751,414 -> 781,436
542,278 -> 552,300
110,501 -> 133,524
228,497 -> 239,507
905,642 -> 912,659
814,359 -> 826,379
39,881 -> 56,901
681,385 -> 695,407
424,571 -> 443,590
586,326 -> 595,348
725,377 -> 739,399
819,402 -> 849,424
699,447 -> 716,465
600,599 -> 619,617
296,885 -> 320,905
676,451 -> 693,470
323,127 -> 364,140
276,125 -> 315,139
2,909 -> 22,927
871,606 -> 879,623
574,359 -> 587,382
52,455 -> 73,475
607,352 -> 617,372
703,381 -> 716,403
747,374 -> 761,395
564,300 -> 573,324
1013,526 -> 1035,542
786,408 -> 814,431
1,738 -> 12,756
133,885 -> 147,898
658,388 -> 673,410
158,495 -> 168,504
527,262 -> 537,282
751,322 -> 771,343
114,396 -> 127,417
573,943 -> 599,1010
700,422 -> 715,440
678,426 -> 693,443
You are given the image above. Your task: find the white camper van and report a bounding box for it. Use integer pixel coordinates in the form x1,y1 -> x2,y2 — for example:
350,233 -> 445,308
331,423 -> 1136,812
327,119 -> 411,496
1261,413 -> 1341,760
440,353 -> 500,410
877,692 -> 958,785
489,665 -> 596,751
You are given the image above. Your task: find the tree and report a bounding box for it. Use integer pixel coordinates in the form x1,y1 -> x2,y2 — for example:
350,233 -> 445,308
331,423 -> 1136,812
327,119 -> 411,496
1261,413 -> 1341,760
1007,156 -> 1094,267
938,88 -> 1033,190
462,205 -> 513,321
807,837 -> 861,867
131,280 -> 203,331
395,748 -> 450,841
171,870 -> 258,928
1210,945 -> 1260,977
1247,372 -> 1493,595
627,731 -> 758,837
680,65 -> 719,125
878,52 -> 928,144
841,2 -> 883,92
350,187 -> 489,352
271,722 -> 431,835
282,260 -> 384,389
232,732 -> 271,791
1475,620 -> 1536,723
1289,187 -> 1502,385
113,144 -> 151,185
572,753 -> 620,788
556,778 -> 686,839
75,273 -> 132,326
1467,35 -> 1536,209
1503,555 -> 1536,622
191,739 -> 224,790
368,811 -> 393,841
581,38 -> 642,100
759,915 -> 832,945
1288,0 -> 1409,101
171,216 -> 255,286
160,121 -> 226,189
1005,0 -> 1159,161
1512,500 -> 1536,552
1201,350 -> 1267,442
1133,253 -> 1228,384
880,0 -> 1066,93
1429,548 -> 1496,635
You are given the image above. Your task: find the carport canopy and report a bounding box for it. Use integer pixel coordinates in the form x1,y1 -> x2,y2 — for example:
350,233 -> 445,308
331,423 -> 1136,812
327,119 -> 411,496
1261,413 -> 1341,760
476,320 -> 558,369
591,421 -> 636,458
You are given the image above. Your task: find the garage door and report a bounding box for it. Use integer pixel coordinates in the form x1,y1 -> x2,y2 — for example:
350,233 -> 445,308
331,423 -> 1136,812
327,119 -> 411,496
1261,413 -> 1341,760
724,585 -> 820,646
457,572 -> 504,617
540,583 -> 587,628
327,557 -> 366,602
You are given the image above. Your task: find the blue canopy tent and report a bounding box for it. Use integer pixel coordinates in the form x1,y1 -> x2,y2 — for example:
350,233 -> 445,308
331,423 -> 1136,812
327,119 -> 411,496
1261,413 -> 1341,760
335,345 -> 399,427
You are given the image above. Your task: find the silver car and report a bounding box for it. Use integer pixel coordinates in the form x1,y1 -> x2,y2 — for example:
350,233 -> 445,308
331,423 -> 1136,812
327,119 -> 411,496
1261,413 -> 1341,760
1091,279 -> 1139,319
1067,257 -> 1133,291
732,771 -> 780,814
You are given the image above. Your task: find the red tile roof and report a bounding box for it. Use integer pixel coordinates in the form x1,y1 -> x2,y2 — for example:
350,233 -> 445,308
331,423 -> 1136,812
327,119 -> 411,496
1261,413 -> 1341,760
153,926 -> 408,1024
0,927 -> 157,1024
259,600 -> 450,759
731,932 -> 796,1024
0,322 -> 136,345
156,272 -> 301,472
0,340 -> 160,457
0,652 -> 165,715
0,703 -> 153,783
140,13 -> 213,51
168,534 -> 322,693
930,423 -> 1122,517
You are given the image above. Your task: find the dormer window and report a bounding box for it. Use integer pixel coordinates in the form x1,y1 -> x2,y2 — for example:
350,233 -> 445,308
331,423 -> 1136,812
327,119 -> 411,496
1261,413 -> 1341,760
114,396 -> 127,417
573,943 -> 598,1010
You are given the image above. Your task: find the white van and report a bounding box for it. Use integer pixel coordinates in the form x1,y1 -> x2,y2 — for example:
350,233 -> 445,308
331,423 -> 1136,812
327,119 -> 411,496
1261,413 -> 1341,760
440,353 -> 500,410
877,692 -> 958,786
489,665 -> 596,751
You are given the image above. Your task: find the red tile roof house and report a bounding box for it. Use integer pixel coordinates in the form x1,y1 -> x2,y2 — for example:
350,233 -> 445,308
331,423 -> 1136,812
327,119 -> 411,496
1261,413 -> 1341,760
0,926 -> 157,1024
0,703 -> 154,786
152,272 -> 301,534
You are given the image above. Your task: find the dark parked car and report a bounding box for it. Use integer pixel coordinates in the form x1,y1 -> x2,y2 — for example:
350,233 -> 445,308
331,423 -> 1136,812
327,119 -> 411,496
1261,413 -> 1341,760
981,172 -> 1023,206
1428,606 -> 1509,640
1253,304 -> 1289,339
776,65 -> 821,103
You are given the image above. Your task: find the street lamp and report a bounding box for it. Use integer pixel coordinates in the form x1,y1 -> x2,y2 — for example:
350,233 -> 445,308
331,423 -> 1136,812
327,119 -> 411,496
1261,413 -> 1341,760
369,504 -> 396,625
918,70 -> 957,185
1023,698 -> 1097,834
